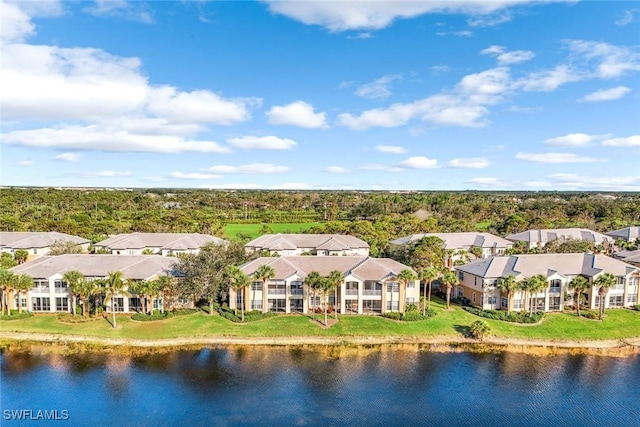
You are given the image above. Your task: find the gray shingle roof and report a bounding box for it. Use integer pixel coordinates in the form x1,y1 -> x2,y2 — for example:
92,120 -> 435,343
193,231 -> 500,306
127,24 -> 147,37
245,234 -> 369,251
240,256 -> 413,281
505,228 -> 614,245
9,255 -> 176,280
607,226 -> 640,241
94,233 -> 226,251
389,232 -> 512,249
455,253 -> 637,279
0,232 -> 89,249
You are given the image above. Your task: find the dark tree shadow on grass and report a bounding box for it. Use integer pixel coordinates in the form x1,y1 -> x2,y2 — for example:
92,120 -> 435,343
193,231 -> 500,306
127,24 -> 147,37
453,324 -> 471,338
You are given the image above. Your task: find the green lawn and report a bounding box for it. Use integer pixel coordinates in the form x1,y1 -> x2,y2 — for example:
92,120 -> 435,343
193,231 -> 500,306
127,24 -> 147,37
2,299 -> 638,342
224,222 -> 321,239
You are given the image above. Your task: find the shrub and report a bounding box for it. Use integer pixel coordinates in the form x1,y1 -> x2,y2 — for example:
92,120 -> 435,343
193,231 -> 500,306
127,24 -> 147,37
634,305 -> 640,311
0,311 -> 34,320
469,320 -> 491,341
382,309 -> 436,321
216,307 -> 276,323
580,310 -> 599,320
131,308 -> 200,322
463,306 -> 544,324
382,312 -> 401,320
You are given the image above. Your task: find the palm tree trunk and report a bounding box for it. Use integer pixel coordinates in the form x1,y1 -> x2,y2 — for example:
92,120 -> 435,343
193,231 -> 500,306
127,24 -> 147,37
446,285 -> 451,309
72,295 -> 77,315
324,295 -> 328,327
334,288 -> 338,320
112,303 -> 117,328
209,298 -> 214,316
83,300 -> 88,318
576,291 -> 581,317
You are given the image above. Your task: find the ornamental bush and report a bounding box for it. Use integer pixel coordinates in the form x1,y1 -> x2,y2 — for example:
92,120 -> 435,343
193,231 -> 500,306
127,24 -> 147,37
463,306 -> 544,324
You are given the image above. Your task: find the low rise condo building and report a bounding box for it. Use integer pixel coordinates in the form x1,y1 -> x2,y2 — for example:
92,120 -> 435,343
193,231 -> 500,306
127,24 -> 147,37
94,232 -> 227,256
454,253 -> 639,312
8,254 -> 175,313
231,256 -> 418,314
607,226 -> 640,243
244,234 -> 370,256
505,228 -> 614,250
0,232 -> 90,257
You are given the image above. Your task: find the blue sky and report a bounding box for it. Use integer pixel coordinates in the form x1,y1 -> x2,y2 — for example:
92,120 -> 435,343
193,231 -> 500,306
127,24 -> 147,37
1,0 -> 639,191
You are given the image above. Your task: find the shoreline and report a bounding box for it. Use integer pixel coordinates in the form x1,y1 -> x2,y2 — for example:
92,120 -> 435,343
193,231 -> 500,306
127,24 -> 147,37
2,332 -> 639,357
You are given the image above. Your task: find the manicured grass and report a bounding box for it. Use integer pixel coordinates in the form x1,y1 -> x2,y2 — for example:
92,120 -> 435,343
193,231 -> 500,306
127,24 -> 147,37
2,299 -> 638,342
225,222 -> 321,239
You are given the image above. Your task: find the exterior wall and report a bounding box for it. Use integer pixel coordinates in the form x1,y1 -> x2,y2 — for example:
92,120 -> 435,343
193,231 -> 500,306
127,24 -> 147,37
247,247 -> 370,257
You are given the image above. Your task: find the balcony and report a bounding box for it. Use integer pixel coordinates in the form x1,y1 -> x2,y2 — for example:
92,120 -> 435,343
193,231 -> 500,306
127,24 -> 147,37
363,290 -> 381,296
268,289 -> 286,295
55,287 -> 69,294
290,289 -> 303,295
345,289 -> 358,296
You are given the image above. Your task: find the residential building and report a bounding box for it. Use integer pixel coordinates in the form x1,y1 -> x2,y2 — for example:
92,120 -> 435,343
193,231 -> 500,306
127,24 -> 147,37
389,232 -> 513,266
94,232 -> 227,256
231,256 -> 418,315
244,234 -> 370,256
0,232 -> 90,258
8,254 -> 176,313
607,226 -> 640,242
505,228 -> 614,250
614,249 -> 640,268
454,253 -> 639,312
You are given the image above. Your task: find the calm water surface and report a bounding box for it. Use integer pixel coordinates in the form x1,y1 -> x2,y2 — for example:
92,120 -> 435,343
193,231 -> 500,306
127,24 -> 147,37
1,346 -> 639,426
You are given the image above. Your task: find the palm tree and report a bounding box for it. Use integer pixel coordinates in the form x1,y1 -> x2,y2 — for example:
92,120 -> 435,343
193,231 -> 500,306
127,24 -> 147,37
470,246 -> 484,260
254,265 -> 275,314
74,278 -> 98,318
527,274 -> 548,314
441,270 -> 459,309
14,274 -> 33,313
304,271 -> 323,321
594,272 -> 616,320
397,269 -> 417,314
154,275 -> 173,313
132,279 -> 158,315
497,275 -> 519,314
14,250 -> 28,265
469,320 -> 491,342
420,267 -> 440,313
100,271 -> 131,328
227,265 -> 251,321
326,270 -> 343,320
318,277 -> 332,327
519,278 -> 531,314
569,276 -> 589,317
0,270 -> 17,316
62,270 -> 84,315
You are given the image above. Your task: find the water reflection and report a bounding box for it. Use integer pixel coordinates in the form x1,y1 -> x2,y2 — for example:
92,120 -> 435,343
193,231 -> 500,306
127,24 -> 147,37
1,347 -> 639,426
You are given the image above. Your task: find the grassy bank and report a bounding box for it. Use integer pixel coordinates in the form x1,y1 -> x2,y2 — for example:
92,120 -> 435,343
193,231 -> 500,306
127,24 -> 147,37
1,299 -> 638,342
224,222 -> 321,239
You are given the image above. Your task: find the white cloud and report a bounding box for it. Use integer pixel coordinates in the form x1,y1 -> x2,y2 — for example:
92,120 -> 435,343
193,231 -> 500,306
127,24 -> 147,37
515,65 -> 583,92
347,32 -> 373,39
82,170 -> 132,178
18,160 -> 33,166
204,164 -> 290,174
467,12 -> 513,27
578,86 -> 631,102
375,145 -> 406,154
0,0 -> 64,43
466,177 -> 510,187
430,65 -> 451,74
54,152 -> 81,162
601,135 -> 640,148
198,182 -> 313,190
446,157 -> 490,168
480,45 -> 535,65
169,172 -> 223,180
84,0 -> 154,24
141,176 -> 166,182
436,30 -> 473,37
515,152 -> 602,164
326,166 -> 349,173
265,101 -> 327,128
263,1 -> 537,32
566,39 -> 640,79
398,156 -> 438,169
2,122 -> 231,153
360,164 -> 403,173
543,133 -> 607,147
547,173 -> 640,191
355,74 -> 401,99
227,135 -> 297,150
616,9 -> 639,26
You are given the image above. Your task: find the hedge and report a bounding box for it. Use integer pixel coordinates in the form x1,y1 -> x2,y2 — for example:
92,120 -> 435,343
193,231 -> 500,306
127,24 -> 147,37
463,306 -> 544,324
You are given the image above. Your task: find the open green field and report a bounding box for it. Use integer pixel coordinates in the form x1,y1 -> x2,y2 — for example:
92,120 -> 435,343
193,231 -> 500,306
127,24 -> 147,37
2,299 -> 638,342
224,222 -> 321,239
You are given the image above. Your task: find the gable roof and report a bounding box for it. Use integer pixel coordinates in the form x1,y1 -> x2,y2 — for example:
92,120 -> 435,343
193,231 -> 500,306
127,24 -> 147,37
455,253 -> 637,279
9,255 -> 176,280
607,226 -> 640,241
240,256 -> 413,281
245,234 -> 369,251
94,233 -> 227,251
505,228 -> 613,244
0,232 -> 90,250
389,232 -> 512,249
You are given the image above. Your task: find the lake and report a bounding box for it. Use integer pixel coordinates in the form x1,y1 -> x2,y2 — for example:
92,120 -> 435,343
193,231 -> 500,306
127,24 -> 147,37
1,345 -> 639,426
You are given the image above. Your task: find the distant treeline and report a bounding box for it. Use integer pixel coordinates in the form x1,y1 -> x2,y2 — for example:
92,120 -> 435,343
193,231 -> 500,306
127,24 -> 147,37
1,188 -> 639,253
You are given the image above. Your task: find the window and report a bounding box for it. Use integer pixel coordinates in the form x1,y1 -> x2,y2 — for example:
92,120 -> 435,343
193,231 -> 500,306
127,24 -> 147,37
55,297 -> 69,312
457,288 -> 464,297
488,296 -> 496,305
290,281 -> 304,295
31,297 -> 51,312
152,298 -> 163,310
472,293 -> 476,303
268,281 -> 286,295
364,281 -> 382,295
614,277 -> 625,290
268,299 -> 286,312
549,279 -> 561,292
513,299 -> 523,310
236,293 -> 243,306
458,271 -> 464,281
407,281 -> 415,289
251,281 -> 262,291
289,299 -> 303,312
501,297 -> 508,308
387,282 -> 399,293
363,300 -> 382,313
386,301 -> 399,311
251,300 -> 262,310
309,296 -> 321,307
549,297 -> 561,311
55,280 -> 68,293
129,297 -> 142,312
595,295 -> 601,306
14,296 -> 27,309
345,299 -> 358,313
406,297 -> 415,305
629,277 -> 639,287
345,282 -> 359,295
609,295 -> 624,307
32,280 -> 48,292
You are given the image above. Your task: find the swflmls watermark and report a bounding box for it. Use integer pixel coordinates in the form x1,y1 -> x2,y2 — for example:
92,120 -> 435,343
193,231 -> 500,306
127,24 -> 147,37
3,409 -> 70,421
